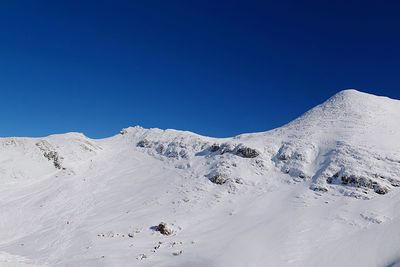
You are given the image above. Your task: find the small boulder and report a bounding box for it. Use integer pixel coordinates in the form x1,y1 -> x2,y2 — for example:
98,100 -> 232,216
156,222 -> 173,236
172,250 -> 183,256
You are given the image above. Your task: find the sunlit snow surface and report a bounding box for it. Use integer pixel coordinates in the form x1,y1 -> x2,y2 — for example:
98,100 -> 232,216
1,90 -> 400,267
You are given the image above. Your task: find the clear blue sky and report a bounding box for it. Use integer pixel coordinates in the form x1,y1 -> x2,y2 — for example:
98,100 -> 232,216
0,1 -> 399,138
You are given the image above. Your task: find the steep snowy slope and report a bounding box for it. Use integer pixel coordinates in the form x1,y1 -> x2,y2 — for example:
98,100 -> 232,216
236,89 -> 400,197
1,89 -> 400,267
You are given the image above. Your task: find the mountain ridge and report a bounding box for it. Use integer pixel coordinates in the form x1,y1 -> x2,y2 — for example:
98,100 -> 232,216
1,89 -> 400,267
4,89 -> 399,141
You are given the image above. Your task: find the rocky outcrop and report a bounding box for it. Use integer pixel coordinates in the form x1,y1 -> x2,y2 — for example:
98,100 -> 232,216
43,151 -> 62,169
36,141 -> 63,170
136,139 -> 206,160
208,143 -> 260,158
137,139 -> 152,148
272,140 -> 400,196
208,172 -> 229,185
332,173 -> 389,195
273,142 -> 316,180
235,145 -> 260,158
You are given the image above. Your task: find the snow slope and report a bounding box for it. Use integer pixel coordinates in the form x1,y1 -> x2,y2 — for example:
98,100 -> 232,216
1,89 -> 400,267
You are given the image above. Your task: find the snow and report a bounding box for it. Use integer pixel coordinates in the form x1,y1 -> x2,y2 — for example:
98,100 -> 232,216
0,89 -> 400,266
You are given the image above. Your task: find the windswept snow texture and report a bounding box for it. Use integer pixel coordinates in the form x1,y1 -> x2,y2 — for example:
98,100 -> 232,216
1,89 -> 400,267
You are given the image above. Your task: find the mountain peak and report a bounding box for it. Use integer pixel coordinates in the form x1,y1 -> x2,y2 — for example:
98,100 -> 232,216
327,89 -> 378,105
325,89 -> 399,108
334,88 -> 365,97
273,89 -> 400,150
316,89 -> 400,122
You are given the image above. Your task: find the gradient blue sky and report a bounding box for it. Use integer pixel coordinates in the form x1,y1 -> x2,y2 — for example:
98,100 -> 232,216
0,1 -> 399,138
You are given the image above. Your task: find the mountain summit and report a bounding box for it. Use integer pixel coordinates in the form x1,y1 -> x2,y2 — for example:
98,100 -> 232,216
281,89 -> 400,141
1,90 -> 400,267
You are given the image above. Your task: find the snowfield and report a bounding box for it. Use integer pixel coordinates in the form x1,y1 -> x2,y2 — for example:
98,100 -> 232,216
1,89 -> 400,267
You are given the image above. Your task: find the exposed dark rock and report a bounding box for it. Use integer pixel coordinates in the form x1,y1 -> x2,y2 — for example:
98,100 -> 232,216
391,181 -> 400,187
172,250 -> 183,256
341,175 -> 372,188
310,184 -> 328,192
43,151 -> 62,169
208,143 -> 259,158
234,145 -> 260,158
165,147 -> 179,159
209,173 -> 228,185
234,177 -> 244,184
156,144 -> 165,154
136,254 -> 147,260
155,222 -> 173,235
278,153 -> 290,161
326,172 -> 340,184
35,141 -> 63,169
137,139 -> 152,148
219,143 -> 235,154
340,174 -> 389,195
209,144 -> 220,152
373,184 -> 389,195
137,140 -> 195,160
298,172 -> 307,179
294,152 -> 306,161
179,149 -> 189,159
386,177 -> 400,187
276,144 -> 292,161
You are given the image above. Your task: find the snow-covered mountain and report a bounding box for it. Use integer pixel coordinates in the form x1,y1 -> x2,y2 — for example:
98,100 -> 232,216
1,89 -> 400,267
